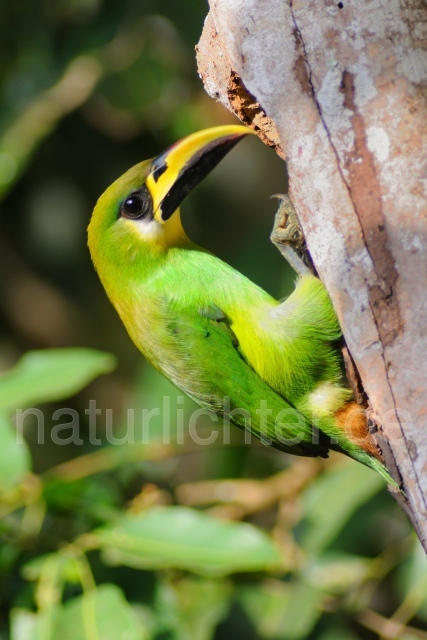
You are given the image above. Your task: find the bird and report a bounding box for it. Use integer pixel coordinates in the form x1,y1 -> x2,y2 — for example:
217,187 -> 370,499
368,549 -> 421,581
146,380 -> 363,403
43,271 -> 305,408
88,124 -> 396,486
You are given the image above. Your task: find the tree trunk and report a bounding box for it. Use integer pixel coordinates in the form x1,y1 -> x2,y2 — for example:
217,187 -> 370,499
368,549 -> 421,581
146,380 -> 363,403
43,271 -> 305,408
197,0 -> 427,551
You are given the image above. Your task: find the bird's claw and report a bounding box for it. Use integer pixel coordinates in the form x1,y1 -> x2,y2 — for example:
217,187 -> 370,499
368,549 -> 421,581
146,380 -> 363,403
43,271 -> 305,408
270,194 -> 316,276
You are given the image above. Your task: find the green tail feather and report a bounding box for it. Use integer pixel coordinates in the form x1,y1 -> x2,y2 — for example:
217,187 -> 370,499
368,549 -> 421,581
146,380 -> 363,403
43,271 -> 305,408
362,455 -> 400,489
344,446 -> 400,489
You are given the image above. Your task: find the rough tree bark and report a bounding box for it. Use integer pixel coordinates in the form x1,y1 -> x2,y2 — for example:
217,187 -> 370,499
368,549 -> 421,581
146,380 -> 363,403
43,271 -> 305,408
197,0 -> 427,551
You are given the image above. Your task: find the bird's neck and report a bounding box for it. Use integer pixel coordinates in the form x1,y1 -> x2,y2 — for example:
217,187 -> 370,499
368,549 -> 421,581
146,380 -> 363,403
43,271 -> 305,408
161,209 -> 193,249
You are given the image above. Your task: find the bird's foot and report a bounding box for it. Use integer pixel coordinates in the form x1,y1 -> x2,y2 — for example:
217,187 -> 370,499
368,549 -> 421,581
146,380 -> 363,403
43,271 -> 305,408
270,194 -> 316,276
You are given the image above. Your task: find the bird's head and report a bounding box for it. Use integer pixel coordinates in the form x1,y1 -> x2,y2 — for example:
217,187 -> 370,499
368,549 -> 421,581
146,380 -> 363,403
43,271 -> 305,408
88,125 -> 253,277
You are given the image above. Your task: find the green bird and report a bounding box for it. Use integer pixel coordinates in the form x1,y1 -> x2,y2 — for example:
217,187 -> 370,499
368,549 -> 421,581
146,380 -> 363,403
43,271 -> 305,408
88,125 -> 396,486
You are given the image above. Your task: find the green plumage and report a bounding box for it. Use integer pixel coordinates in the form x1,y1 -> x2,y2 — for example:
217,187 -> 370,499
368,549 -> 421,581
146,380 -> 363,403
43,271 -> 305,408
88,130 -> 396,486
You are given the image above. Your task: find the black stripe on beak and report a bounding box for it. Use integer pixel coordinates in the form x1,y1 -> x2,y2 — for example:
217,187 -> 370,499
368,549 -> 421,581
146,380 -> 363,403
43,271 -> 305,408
157,135 -> 245,221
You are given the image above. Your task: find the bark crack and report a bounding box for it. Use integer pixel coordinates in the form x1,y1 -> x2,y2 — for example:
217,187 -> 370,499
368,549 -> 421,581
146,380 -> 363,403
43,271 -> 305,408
288,1 -> 426,509
196,13 -> 285,158
226,72 -> 284,157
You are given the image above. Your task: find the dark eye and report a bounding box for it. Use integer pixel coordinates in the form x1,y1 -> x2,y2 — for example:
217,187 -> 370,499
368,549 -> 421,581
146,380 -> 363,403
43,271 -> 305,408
120,186 -> 153,220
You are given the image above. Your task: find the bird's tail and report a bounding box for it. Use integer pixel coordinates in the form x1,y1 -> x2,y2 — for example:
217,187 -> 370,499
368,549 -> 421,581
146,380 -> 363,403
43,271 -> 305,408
360,452 -> 399,488
329,439 -> 400,489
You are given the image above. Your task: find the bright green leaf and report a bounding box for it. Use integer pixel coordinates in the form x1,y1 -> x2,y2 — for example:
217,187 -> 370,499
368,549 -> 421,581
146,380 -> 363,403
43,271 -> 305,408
11,586 -> 145,640
96,506 -> 282,576
0,348 -> 116,411
54,584 -> 145,640
239,580 -> 323,640
10,608 -> 39,640
10,606 -> 61,640
301,461 -> 384,553
154,576 -> 232,640
0,411 -> 31,492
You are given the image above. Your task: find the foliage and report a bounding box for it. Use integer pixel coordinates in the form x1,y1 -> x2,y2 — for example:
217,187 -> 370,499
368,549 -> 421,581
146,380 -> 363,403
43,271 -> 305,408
0,2 -> 426,639
0,350 -> 425,640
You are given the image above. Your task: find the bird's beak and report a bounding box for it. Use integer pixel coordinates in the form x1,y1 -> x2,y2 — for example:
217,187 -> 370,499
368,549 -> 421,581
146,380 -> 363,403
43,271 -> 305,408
146,125 -> 254,223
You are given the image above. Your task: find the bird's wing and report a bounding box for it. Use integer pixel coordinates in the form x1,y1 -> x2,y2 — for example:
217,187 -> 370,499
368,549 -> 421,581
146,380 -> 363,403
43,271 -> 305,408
149,300 -> 329,458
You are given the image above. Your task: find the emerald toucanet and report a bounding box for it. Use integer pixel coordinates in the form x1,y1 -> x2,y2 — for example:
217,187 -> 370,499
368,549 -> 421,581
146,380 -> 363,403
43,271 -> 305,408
88,125 -> 396,486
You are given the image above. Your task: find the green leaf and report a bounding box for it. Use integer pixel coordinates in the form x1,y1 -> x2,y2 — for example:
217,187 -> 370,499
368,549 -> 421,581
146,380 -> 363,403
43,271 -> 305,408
0,348 -> 116,411
10,608 -> 39,640
54,584 -> 145,640
239,580 -> 323,640
96,506 -> 281,576
155,577 -> 233,640
300,461 -> 384,553
0,411 -> 31,492
10,606 -> 61,640
11,586 -> 146,640
154,576 -> 232,640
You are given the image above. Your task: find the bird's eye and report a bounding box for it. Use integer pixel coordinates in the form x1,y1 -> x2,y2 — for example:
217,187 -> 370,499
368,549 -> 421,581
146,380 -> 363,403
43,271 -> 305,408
120,186 -> 153,220
123,196 -> 142,217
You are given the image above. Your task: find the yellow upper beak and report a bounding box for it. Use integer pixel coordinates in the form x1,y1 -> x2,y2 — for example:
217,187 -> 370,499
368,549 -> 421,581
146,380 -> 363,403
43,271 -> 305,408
146,125 -> 254,223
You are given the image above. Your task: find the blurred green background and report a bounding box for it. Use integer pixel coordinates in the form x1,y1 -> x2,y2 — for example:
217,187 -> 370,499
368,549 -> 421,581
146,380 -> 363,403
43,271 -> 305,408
0,2 -> 426,639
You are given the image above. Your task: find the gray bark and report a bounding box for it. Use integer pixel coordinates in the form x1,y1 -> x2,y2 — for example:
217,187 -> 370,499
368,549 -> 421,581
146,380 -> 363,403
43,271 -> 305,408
197,0 -> 427,550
